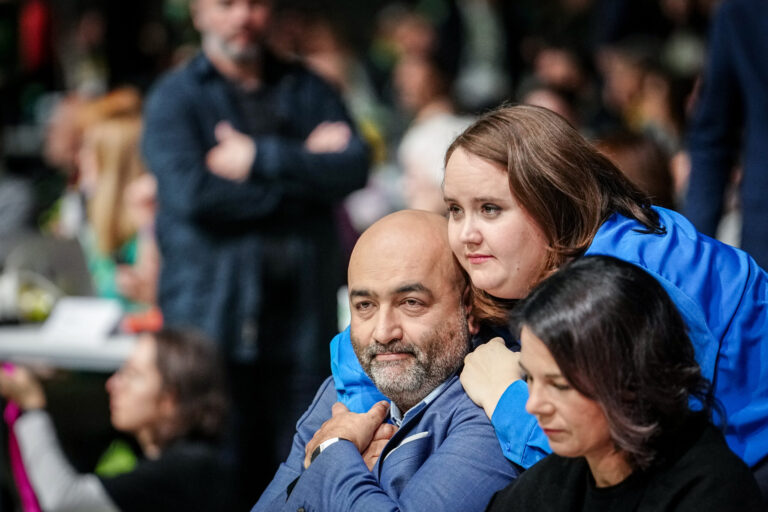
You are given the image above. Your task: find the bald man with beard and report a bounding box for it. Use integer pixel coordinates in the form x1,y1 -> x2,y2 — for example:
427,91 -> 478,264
252,210 -> 518,512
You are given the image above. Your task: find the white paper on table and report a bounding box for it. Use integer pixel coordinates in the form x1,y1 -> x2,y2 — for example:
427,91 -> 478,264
40,297 -> 122,345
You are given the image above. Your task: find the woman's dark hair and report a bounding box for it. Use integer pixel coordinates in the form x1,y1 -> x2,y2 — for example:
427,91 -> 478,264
515,256 -> 714,470
151,328 -> 229,447
445,105 -> 665,324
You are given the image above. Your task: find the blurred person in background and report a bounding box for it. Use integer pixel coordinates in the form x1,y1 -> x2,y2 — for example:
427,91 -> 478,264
0,129 -> 37,263
267,7 -> 391,151
42,94 -> 86,180
656,0 -> 708,80
685,0 -> 768,269
78,114 -> 157,310
367,1 -> 462,109
395,51 -> 472,213
298,12 -> 391,163
595,37 -> 656,134
520,81 -> 581,130
268,7 -> 394,237
39,93 -> 89,239
340,6 -> 446,233
531,46 -> 590,105
634,62 -> 689,155
33,87 -> 160,316
486,256 -> 764,511
141,0 -> 369,504
516,41 -> 602,135
453,0 -> 510,112
596,132 -> 675,209
55,7 -> 108,97
117,172 -> 160,309
0,329 -> 233,512
596,37 -> 693,166
40,88 -> 142,240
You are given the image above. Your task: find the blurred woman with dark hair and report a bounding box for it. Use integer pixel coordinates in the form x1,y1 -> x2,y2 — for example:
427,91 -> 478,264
0,329 -> 233,511
486,256 -> 763,510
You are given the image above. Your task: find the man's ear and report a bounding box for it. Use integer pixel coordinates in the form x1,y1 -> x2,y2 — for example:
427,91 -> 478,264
467,314 -> 480,336
462,286 -> 480,336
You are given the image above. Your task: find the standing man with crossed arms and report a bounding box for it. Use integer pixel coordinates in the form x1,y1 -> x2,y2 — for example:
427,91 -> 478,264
142,0 -> 369,506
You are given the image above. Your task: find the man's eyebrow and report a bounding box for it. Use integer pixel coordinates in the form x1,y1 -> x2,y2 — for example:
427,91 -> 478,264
349,289 -> 373,299
394,283 -> 433,297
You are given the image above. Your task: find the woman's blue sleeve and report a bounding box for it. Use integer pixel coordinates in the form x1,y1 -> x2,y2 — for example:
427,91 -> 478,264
491,380 -> 551,468
329,326 -> 388,413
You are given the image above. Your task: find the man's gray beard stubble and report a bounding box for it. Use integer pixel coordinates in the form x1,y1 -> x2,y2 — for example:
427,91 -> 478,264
351,309 -> 470,410
205,33 -> 262,64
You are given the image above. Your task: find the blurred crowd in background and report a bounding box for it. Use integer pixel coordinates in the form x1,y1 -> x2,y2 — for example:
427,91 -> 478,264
0,0 -> 735,319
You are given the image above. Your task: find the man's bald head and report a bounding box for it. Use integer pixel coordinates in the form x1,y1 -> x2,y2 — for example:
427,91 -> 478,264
349,210 -> 466,296
347,210 -> 471,412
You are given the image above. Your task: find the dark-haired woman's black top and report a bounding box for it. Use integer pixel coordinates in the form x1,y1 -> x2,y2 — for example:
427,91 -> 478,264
99,439 -> 235,511
486,415 -> 765,511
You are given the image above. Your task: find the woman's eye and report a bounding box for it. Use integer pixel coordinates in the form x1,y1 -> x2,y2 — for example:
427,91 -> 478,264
552,382 -> 572,391
520,372 -> 531,383
447,204 -> 463,219
481,203 -> 501,215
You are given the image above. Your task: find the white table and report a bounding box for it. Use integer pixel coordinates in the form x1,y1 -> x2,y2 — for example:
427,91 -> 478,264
0,326 -> 135,371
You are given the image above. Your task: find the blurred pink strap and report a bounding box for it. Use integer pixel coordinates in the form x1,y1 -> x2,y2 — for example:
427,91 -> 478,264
3,366 -> 41,512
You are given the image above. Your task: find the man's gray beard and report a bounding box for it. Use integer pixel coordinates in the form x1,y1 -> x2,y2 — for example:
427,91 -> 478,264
205,34 -> 261,64
351,310 -> 470,410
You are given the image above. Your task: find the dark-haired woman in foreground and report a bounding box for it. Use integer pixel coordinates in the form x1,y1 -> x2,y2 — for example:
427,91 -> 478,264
0,329 -> 234,511
486,256 -> 763,511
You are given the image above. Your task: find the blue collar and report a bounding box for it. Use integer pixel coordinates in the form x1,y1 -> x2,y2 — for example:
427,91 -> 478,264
389,379 -> 451,427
